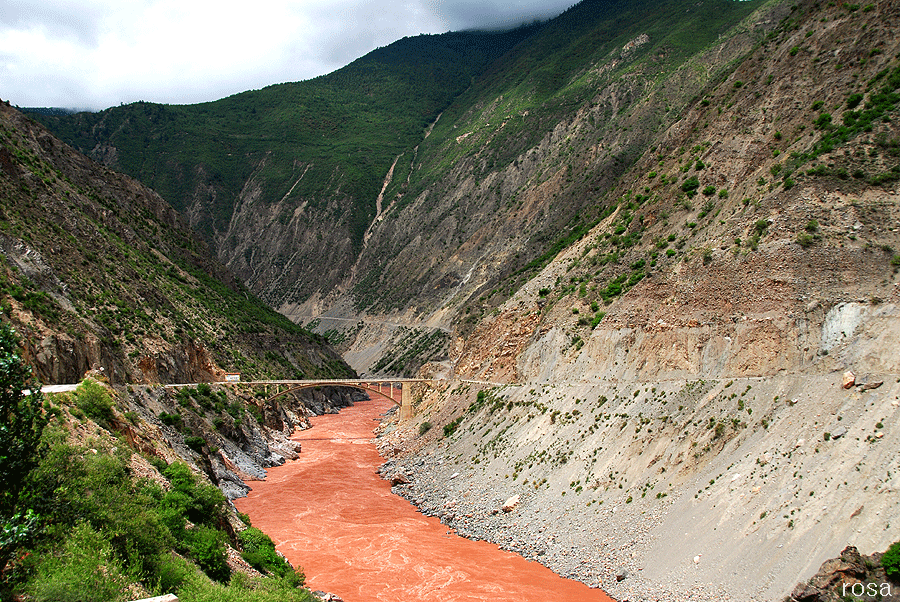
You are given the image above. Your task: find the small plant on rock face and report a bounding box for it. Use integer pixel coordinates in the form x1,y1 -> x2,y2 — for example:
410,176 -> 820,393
681,176 -> 700,197
796,232 -> 815,247
883,540 -> 900,578
184,436 -> 206,454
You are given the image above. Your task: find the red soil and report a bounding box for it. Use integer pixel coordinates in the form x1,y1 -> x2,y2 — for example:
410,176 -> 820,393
234,393 -> 616,602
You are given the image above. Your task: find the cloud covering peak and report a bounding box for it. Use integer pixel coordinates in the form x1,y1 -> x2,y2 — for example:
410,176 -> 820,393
1,0 -> 572,110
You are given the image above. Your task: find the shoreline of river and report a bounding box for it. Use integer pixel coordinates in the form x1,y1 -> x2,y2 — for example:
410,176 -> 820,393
376,414 -> 735,602
235,393 -> 616,602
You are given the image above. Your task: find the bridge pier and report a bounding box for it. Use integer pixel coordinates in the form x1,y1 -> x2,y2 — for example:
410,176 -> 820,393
399,392 -> 414,421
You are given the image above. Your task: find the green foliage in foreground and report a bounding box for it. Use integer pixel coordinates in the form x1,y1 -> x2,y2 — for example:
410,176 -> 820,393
6,424 -> 311,601
0,323 -> 48,573
25,523 -> 314,602
239,528 -> 305,587
72,379 -> 115,425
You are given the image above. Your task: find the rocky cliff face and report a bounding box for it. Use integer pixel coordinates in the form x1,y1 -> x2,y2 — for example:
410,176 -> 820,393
0,102 -> 354,385
117,381 -> 367,500
785,546 -> 899,602
453,0 -> 900,385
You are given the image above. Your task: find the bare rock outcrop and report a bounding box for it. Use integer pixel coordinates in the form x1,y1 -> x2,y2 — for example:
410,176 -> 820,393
784,546 -> 899,602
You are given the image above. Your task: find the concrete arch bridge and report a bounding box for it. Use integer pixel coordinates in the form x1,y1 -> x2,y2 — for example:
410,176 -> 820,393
166,378 -> 440,419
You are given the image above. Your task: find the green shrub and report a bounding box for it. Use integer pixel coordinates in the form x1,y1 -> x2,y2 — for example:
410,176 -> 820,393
239,528 -> 304,587
443,416 -> 463,437
159,412 -> 183,429
154,552 -> 193,595
162,462 -> 228,529
175,570 -> 314,601
884,540 -> 900,578
814,113 -> 833,130
27,522 -> 134,602
73,379 -> 115,424
702,185 -> 716,196
418,421 -> 432,435
796,232 -> 815,247
185,525 -> 230,583
681,176 -> 700,197
184,436 -> 206,454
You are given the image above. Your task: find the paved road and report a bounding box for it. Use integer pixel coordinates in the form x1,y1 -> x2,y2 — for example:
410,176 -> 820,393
24,383 -> 79,396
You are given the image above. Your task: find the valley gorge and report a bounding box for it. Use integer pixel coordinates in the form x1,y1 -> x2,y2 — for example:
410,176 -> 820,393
2,0 -> 900,600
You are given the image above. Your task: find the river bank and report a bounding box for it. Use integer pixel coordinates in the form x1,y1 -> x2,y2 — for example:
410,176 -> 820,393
375,376 -> 900,602
234,392 -> 615,602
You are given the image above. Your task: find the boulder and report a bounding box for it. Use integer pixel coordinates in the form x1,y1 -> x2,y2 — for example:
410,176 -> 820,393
842,371 -> 856,389
501,494 -> 520,513
782,546 -> 892,602
390,473 -> 410,485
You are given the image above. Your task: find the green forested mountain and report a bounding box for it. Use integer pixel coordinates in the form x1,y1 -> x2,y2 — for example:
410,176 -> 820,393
34,1 -> 766,315
34,27 -> 540,245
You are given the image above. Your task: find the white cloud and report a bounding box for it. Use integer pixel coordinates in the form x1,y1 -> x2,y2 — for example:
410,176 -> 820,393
0,0 -> 571,110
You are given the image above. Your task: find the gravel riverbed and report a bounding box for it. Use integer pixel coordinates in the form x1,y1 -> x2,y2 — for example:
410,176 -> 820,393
378,450 -> 739,602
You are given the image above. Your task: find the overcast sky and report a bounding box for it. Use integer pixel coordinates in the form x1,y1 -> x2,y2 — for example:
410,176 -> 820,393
1,0 -> 573,110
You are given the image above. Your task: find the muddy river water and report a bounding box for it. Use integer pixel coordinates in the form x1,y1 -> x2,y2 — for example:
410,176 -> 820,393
234,392 -> 615,602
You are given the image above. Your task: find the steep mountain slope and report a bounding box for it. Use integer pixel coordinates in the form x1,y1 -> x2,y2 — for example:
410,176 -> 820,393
0,101 -> 354,384
304,0 -> 785,375
340,0 -> 773,316
31,27 -> 539,302
376,1 -> 900,600
33,0 -> 775,376
456,0 -> 900,384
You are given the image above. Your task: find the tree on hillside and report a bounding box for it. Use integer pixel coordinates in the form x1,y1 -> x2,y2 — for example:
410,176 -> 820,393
0,322 -> 47,572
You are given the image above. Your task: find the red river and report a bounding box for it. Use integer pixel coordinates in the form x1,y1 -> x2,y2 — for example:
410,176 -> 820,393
234,392 -> 616,602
